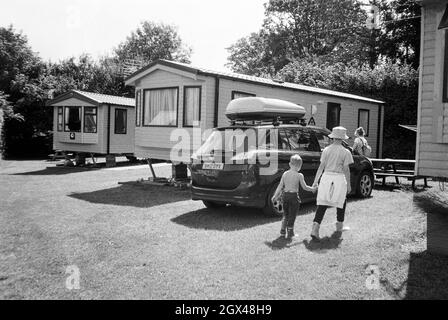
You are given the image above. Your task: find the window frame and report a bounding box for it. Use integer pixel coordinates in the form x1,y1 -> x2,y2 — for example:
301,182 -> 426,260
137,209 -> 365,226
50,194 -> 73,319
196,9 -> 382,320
135,90 -> 141,127
114,108 -> 127,135
443,31 -> 448,102
57,107 -> 63,132
326,102 -> 341,130
83,106 -> 98,134
231,90 -> 256,100
64,106 -> 82,132
142,87 -> 179,127
183,86 -> 202,127
358,108 -> 370,137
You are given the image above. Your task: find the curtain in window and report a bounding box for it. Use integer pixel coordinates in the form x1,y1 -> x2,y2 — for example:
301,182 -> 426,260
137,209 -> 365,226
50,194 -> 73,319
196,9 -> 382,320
144,88 -> 177,126
65,106 -> 81,132
184,87 -> 200,126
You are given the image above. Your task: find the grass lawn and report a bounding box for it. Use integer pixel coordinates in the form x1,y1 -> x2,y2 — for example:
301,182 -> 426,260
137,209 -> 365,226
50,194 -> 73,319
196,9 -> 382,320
1,159 -> 448,299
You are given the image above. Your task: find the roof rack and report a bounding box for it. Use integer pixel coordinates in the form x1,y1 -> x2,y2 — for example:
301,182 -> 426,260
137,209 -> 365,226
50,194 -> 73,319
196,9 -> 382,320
230,117 -> 307,127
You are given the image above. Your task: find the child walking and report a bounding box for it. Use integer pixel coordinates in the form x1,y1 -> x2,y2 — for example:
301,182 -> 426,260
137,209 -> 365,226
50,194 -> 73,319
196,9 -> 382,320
272,154 -> 317,239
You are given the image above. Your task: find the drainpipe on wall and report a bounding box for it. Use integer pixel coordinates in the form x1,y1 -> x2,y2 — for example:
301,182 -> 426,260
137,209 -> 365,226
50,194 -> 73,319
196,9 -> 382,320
213,76 -> 220,128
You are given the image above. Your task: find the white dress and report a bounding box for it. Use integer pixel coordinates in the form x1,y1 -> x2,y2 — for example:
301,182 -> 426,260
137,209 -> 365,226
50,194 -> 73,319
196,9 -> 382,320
316,144 -> 354,209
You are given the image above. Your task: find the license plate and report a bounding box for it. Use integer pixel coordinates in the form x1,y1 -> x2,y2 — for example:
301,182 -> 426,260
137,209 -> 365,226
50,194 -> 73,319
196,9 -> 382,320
202,163 -> 224,170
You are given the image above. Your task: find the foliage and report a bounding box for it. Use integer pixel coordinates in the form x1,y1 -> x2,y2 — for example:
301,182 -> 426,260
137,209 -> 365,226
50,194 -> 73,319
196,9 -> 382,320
227,0 -> 371,75
0,20 -> 192,158
115,21 -> 192,65
276,59 -> 419,158
378,0 -> 421,68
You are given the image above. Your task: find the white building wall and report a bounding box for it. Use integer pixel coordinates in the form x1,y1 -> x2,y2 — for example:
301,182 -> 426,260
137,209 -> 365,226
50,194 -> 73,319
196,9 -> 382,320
109,105 -> 135,154
218,79 -> 382,157
416,2 -> 448,178
134,69 -> 212,160
133,68 -> 383,161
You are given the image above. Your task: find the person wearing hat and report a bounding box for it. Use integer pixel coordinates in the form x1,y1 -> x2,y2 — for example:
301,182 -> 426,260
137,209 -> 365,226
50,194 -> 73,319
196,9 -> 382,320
310,126 -> 354,240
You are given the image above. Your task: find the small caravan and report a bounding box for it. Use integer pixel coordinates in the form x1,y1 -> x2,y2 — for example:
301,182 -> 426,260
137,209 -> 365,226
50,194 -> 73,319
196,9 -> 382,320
47,90 -> 135,161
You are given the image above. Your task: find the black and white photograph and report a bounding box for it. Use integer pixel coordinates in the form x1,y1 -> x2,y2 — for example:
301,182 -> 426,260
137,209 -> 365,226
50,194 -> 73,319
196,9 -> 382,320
1,0 -> 448,304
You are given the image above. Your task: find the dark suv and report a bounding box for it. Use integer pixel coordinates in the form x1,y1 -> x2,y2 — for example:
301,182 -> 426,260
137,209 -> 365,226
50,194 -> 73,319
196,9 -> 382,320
190,124 -> 374,216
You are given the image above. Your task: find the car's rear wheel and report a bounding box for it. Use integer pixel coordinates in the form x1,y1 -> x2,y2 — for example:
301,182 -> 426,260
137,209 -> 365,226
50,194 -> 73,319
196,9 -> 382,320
202,200 -> 226,209
262,182 -> 284,217
356,171 -> 373,198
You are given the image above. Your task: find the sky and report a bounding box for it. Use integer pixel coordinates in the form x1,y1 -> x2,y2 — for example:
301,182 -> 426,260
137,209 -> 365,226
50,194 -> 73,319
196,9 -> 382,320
0,0 -> 267,72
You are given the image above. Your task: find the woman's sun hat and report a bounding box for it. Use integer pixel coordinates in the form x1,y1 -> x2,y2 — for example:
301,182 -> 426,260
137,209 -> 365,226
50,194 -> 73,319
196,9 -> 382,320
329,126 -> 349,140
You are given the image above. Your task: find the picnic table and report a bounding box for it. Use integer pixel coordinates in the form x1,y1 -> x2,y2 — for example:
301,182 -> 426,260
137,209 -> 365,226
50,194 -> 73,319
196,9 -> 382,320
370,158 -> 428,189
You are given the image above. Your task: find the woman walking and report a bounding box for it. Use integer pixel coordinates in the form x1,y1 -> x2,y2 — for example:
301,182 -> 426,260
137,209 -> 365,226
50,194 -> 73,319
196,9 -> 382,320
310,126 -> 354,240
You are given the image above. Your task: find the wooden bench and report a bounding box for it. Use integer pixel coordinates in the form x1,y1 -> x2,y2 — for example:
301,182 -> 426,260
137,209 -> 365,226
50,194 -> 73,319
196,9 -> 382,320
370,158 -> 428,189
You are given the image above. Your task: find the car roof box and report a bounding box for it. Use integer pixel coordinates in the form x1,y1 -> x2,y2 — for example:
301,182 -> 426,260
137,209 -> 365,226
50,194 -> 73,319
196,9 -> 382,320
225,97 -> 306,121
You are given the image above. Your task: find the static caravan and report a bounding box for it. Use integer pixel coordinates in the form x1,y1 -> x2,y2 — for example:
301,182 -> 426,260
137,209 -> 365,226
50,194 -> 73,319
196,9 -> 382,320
416,0 -> 448,179
47,90 -> 135,164
124,59 -> 384,162
416,0 -> 448,255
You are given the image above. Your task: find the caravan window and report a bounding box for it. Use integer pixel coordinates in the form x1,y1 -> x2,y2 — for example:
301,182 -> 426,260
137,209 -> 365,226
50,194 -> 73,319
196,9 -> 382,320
57,107 -> 63,131
135,90 -> 141,126
115,108 -> 127,134
326,102 -> 341,130
84,107 -> 97,133
143,87 -> 178,127
183,86 -> 201,127
358,109 -> 370,136
64,106 -> 81,132
231,91 -> 256,100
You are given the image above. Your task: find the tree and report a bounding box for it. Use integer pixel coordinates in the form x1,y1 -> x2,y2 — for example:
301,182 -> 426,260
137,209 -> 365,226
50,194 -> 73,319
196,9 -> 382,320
115,21 -> 192,65
227,0 -> 371,75
377,0 -> 421,68
226,32 -> 275,76
276,59 -> 419,159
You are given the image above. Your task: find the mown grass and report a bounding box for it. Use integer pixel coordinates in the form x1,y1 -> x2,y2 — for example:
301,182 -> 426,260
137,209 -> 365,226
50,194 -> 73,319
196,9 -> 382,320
0,160 -> 447,299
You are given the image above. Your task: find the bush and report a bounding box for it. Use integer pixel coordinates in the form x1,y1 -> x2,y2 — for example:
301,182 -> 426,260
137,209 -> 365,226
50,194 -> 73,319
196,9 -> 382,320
276,59 -> 419,159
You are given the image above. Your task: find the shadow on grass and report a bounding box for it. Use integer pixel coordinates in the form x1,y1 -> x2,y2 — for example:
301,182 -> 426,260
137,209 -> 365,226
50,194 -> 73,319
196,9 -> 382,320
413,191 -> 448,215
12,161 -> 144,176
69,184 -> 191,208
171,206 -> 278,231
404,251 -> 448,299
302,232 -> 343,253
265,236 -> 292,250
172,201 -> 319,232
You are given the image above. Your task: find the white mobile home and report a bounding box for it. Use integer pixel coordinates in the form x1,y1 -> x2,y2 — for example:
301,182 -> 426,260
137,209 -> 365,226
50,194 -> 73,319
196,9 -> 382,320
416,0 -> 448,255
416,0 -> 448,178
47,90 -> 135,158
125,59 -> 384,161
